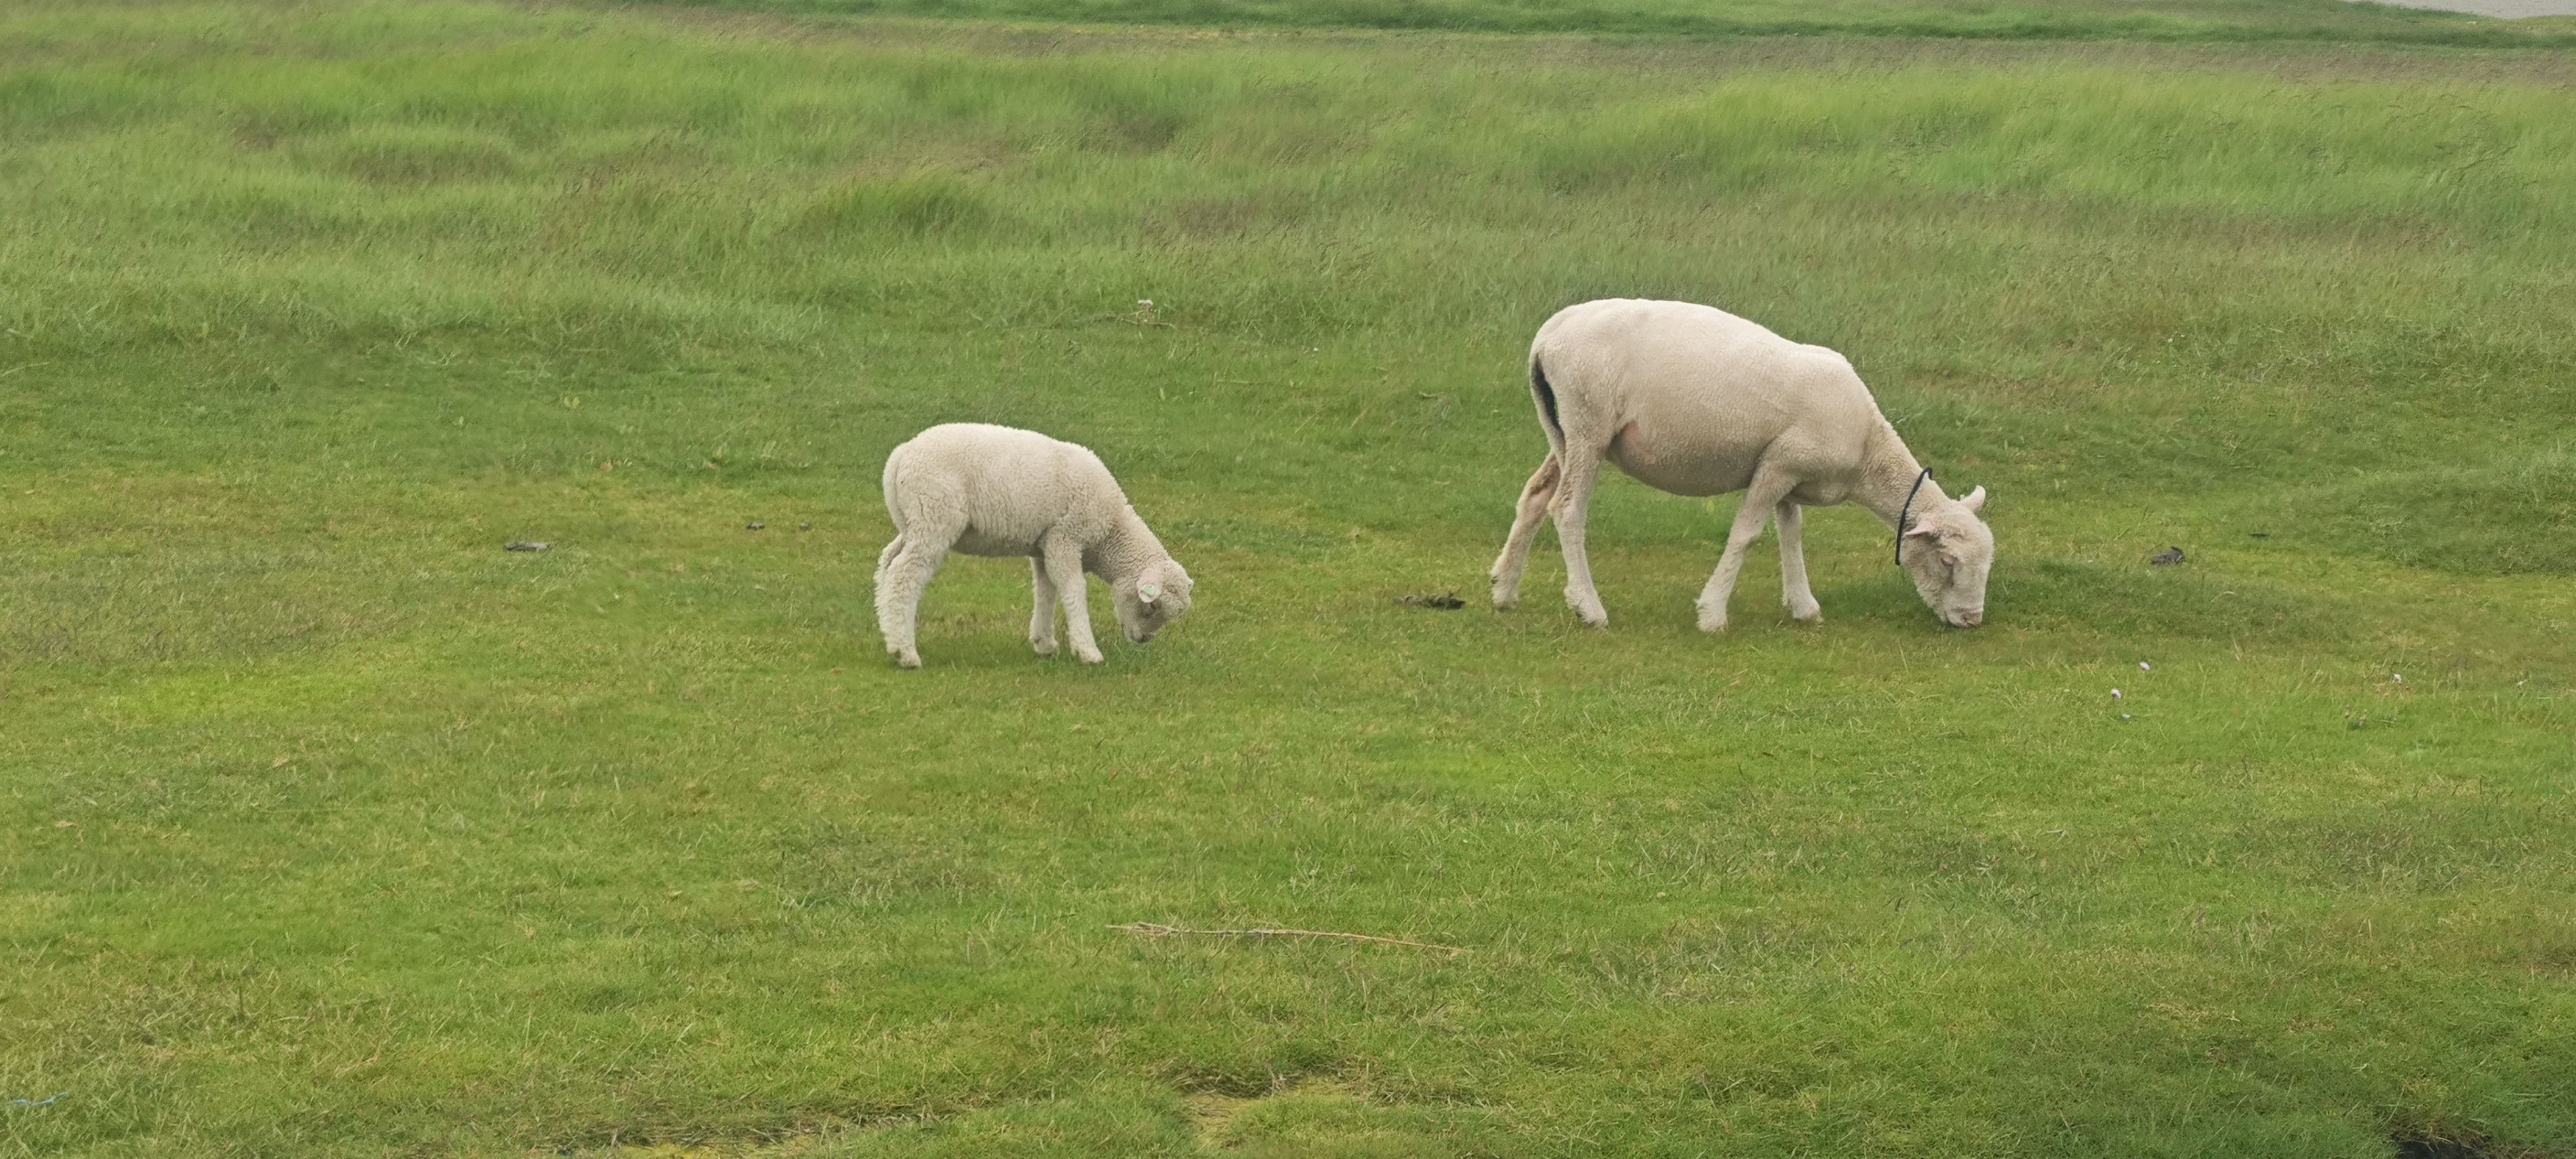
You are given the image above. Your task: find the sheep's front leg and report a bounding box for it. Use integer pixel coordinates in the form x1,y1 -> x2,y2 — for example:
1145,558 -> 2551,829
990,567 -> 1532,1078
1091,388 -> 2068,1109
1697,473 -> 1796,632
1027,557 -> 1059,656
1041,539 -> 1102,664
1775,499 -> 1821,622
873,531 -> 948,668
1491,450 -> 1561,609
1552,445 -> 1610,626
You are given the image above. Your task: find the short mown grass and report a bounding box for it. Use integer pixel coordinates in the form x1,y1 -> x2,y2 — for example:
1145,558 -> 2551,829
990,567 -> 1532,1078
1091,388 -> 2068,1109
3,3 -> 2573,1156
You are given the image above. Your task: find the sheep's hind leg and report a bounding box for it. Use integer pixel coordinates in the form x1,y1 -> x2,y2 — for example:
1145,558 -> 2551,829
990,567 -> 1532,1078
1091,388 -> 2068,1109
1775,500 -> 1821,622
1041,539 -> 1102,664
1552,445 -> 1610,626
1491,451 -> 1561,609
1027,557 -> 1059,656
875,533 -> 904,588
874,532 -> 949,668
1697,472 -> 1796,632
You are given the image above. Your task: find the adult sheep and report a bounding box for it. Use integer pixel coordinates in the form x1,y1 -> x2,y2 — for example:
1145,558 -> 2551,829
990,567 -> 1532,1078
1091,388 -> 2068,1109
875,423 -> 1192,668
1491,298 -> 1994,630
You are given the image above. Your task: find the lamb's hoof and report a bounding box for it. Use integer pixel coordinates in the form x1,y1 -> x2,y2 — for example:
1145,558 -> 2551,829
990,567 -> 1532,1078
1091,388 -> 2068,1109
1075,649 -> 1104,665
1698,617 -> 1727,633
895,653 -> 922,669
1788,603 -> 1823,623
1031,639 -> 1058,657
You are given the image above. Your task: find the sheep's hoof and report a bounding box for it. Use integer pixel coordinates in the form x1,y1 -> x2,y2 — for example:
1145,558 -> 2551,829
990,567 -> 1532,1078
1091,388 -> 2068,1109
896,653 -> 922,669
1788,602 -> 1823,623
1698,617 -> 1728,633
1030,639 -> 1058,656
1075,649 -> 1104,665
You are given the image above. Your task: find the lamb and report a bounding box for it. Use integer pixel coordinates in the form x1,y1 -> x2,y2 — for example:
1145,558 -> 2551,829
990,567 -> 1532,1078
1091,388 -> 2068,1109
874,423 -> 1193,668
1491,298 -> 1994,630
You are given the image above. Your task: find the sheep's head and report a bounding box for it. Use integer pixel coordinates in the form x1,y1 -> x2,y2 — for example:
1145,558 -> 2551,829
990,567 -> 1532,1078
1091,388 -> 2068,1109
1900,486 -> 1992,628
1114,558 -> 1193,643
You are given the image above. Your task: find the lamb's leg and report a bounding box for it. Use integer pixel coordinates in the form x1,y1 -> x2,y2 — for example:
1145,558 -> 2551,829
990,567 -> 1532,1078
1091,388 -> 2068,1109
1552,445 -> 1610,627
1041,539 -> 1102,664
1027,557 -> 1059,656
875,533 -> 904,586
874,531 -> 949,668
1697,472 -> 1796,632
1491,451 -> 1561,609
1775,499 -> 1821,622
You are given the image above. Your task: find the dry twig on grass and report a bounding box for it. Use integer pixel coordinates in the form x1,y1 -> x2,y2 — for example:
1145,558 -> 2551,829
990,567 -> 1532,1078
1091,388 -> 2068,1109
1112,922 -> 1465,954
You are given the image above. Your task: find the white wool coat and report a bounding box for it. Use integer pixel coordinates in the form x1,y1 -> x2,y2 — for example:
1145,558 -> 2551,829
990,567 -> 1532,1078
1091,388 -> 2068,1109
875,423 -> 1191,667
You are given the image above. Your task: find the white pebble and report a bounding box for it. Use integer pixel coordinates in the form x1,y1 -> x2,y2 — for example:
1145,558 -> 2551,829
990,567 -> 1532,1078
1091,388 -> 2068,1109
2392,673 -> 2404,683
2110,688 -> 2123,698
2139,661 -> 2151,671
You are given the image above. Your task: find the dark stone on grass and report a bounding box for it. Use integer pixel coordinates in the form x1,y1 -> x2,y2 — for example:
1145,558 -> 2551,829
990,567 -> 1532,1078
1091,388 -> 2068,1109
1395,592 -> 1466,609
504,541 -> 550,552
2393,1132 -> 2499,1159
2149,547 -> 2185,565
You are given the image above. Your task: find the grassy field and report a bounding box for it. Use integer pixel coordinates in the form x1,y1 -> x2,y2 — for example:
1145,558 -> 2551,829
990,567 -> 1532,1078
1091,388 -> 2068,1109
5,1 -> 2575,1156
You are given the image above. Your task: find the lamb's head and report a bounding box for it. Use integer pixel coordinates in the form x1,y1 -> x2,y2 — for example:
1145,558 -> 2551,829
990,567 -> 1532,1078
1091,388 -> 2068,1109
1113,558 -> 1193,644
1900,486 -> 1992,628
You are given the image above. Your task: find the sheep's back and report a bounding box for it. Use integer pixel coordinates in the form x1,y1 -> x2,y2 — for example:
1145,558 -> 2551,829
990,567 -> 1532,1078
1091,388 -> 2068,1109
884,423 -> 1127,553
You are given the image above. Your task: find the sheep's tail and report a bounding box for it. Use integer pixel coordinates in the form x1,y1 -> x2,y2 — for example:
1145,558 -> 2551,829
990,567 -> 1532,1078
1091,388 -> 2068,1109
1529,356 -> 1566,457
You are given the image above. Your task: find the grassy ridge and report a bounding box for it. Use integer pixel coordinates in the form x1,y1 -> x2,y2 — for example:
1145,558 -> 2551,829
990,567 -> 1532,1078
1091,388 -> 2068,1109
621,0 -> 2576,48
4,3 -> 2575,1156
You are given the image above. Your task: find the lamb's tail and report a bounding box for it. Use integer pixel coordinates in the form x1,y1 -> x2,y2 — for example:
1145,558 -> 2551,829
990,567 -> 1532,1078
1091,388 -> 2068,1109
1529,356 -> 1566,457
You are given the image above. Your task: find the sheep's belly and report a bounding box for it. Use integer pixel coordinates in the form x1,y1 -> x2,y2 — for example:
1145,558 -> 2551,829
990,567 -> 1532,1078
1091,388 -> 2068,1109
1609,423 -> 1758,498
951,527 -> 1038,557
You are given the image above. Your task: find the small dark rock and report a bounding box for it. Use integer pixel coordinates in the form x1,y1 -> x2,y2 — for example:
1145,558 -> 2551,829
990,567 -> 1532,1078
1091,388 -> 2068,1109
1395,592 -> 1466,609
2149,547 -> 2185,565
2247,531 -> 2270,539
504,541 -> 551,552
2394,1132 -> 2498,1159
746,522 -> 765,531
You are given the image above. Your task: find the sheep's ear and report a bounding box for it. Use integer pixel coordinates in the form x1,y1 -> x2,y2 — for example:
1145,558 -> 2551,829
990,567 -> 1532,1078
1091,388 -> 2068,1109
1904,523 -> 1943,539
1960,486 -> 1988,513
1138,581 -> 1161,605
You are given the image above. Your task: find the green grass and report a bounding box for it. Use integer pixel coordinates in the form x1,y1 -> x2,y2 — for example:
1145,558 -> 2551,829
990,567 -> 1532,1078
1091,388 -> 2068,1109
5,2 -> 2575,1156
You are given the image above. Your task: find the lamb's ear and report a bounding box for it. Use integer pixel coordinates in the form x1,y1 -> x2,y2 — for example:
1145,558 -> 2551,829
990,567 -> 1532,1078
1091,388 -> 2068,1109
1904,522 -> 1943,539
1960,486 -> 1988,513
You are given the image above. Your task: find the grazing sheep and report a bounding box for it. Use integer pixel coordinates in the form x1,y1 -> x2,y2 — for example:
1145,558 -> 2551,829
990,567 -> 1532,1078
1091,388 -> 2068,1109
1491,298 -> 1993,630
875,423 -> 1192,668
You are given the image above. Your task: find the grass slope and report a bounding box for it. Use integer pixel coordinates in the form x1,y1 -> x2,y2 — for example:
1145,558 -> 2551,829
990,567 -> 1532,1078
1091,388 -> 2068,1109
4,3 -> 2575,1156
